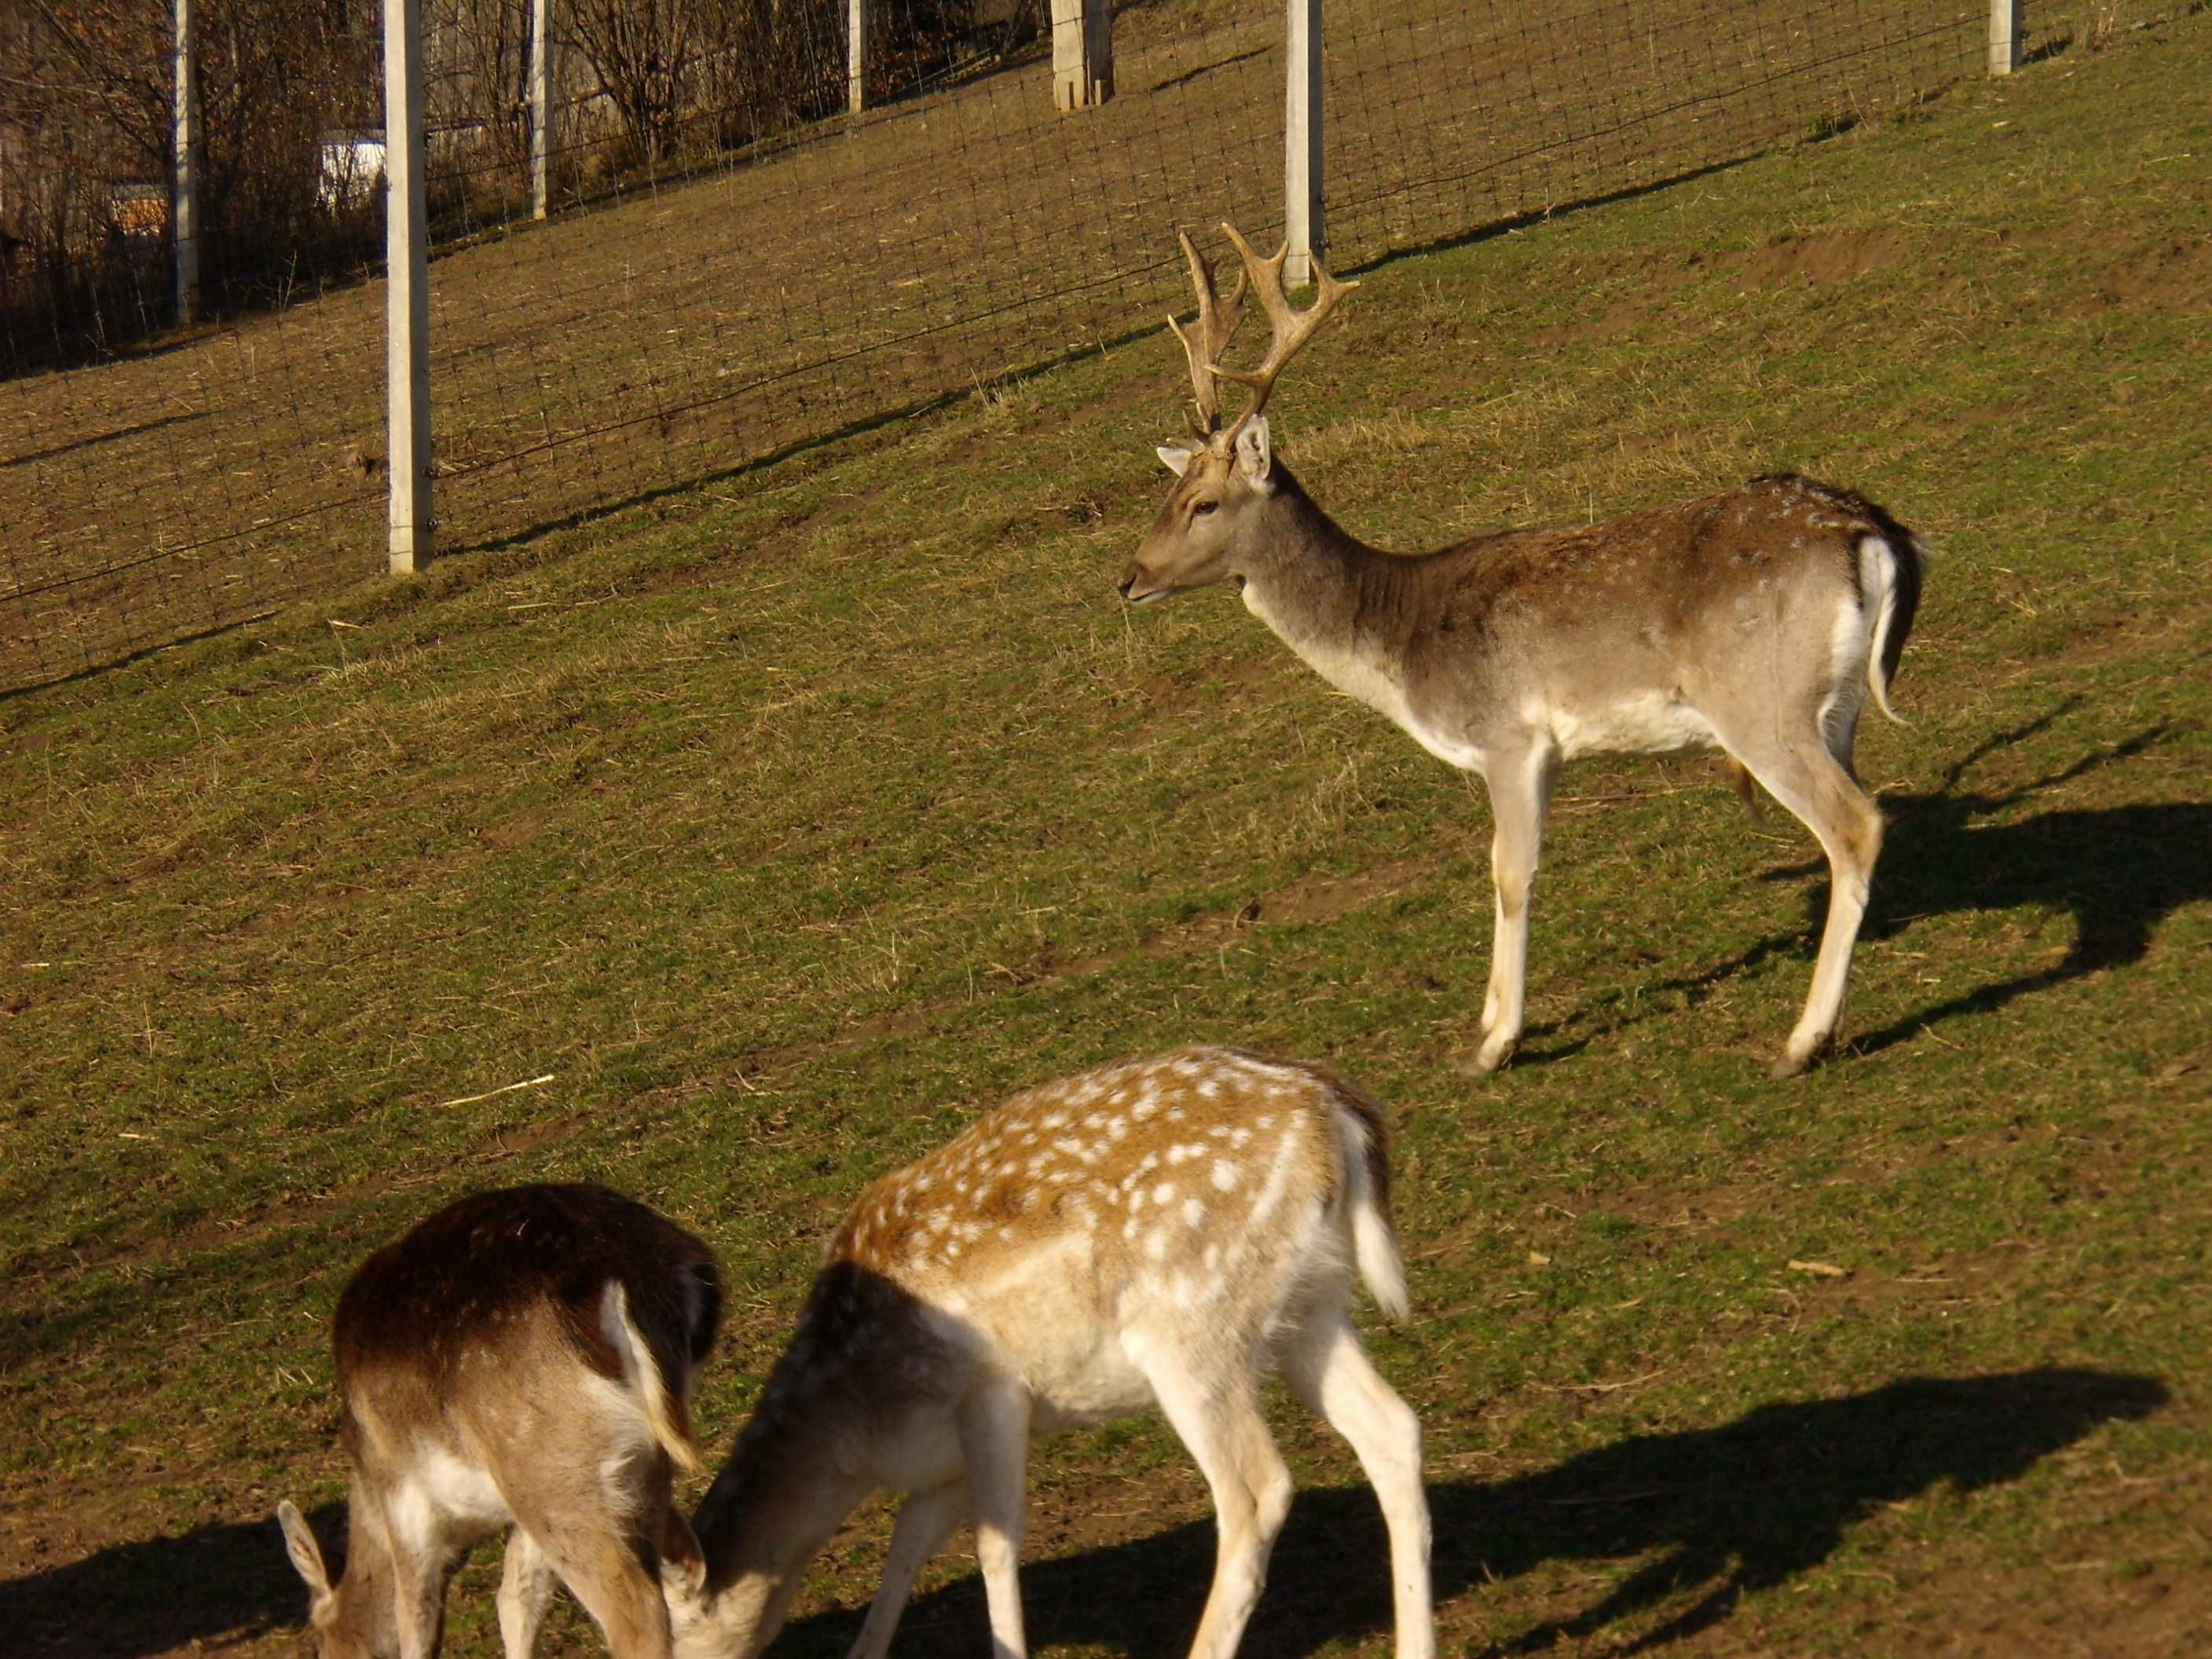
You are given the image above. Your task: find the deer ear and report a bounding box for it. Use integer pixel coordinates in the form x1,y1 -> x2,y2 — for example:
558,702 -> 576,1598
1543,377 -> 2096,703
276,1500 -> 332,1600
1155,438 -> 1200,477
1232,415 -> 1272,484
659,1507 -> 709,1599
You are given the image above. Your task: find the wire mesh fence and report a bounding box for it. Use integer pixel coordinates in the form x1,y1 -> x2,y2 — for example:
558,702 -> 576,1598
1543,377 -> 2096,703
0,0 -> 2167,691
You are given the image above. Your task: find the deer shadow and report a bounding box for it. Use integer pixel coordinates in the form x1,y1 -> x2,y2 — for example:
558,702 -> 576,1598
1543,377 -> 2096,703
0,1369 -> 2160,1657
1540,708 -> 2202,1065
1763,711 -> 2206,1058
0,1500 -> 335,1657
774,1367 -> 2160,1659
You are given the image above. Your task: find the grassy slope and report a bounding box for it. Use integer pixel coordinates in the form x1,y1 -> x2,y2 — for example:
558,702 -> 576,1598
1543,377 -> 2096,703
2,17 -> 2209,1657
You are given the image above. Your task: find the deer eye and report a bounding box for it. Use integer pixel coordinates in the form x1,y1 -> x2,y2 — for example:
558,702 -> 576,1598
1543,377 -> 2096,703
1192,500 -> 1218,517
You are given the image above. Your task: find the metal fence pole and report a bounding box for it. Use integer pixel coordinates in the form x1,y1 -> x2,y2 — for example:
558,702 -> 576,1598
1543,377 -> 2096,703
1285,0 -> 1324,287
530,0 -> 552,219
173,0 -> 200,324
384,0 -> 434,573
1989,0 -> 2021,75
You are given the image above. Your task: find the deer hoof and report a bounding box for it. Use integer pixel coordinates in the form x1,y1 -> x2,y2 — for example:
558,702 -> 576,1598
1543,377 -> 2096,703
1770,1049 -> 1814,1080
1456,1038 -> 1515,1078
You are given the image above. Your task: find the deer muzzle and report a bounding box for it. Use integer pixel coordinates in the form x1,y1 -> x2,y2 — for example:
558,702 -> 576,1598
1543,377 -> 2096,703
1118,562 -> 1166,603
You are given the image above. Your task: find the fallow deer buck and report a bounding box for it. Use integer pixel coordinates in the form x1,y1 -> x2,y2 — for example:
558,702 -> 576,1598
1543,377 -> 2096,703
276,1183 -> 723,1659
1120,224 -> 1926,1078
662,1046 -> 1432,1659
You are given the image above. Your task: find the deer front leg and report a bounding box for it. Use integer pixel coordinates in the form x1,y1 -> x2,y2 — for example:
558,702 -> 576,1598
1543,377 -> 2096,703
957,1381 -> 1034,1659
1465,743 -> 1557,1076
846,1480 -> 967,1659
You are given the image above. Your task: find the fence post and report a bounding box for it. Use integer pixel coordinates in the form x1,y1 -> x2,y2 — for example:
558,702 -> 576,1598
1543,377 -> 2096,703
384,0 -> 434,574
1050,0 -> 1113,111
530,0 -> 552,218
1284,0 -> 1324,287
848,0 -> 867,115
1988,0 -> 2021,75
173,0 -> 200,325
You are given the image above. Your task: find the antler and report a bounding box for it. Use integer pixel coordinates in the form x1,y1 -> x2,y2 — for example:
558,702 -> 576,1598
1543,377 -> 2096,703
1211,222 -> 1357,439
1166,229 -> 1247,435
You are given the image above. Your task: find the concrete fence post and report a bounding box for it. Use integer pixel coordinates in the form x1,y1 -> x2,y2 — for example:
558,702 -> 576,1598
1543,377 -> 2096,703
1051,0 -> 1114,112
173,0 -> 200,324
1988,0 -> 2021,75
530,0 -> 552,218
1285,0 -> 1324,287
849,0 -> 868,114
384,0 -> 434,573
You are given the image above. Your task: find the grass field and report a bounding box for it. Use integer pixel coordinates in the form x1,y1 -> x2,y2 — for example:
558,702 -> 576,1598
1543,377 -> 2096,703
3,13 -> 2210,1657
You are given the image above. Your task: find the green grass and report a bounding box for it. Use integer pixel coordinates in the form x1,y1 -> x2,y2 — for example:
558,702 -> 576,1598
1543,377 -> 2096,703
3,16 -> 2210,1657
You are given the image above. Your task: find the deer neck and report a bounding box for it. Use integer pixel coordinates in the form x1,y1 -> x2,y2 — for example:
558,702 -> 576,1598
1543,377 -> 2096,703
682,1391 -> 871,1659
1237,468 -> 1410,719
330,1481 -> 400,1654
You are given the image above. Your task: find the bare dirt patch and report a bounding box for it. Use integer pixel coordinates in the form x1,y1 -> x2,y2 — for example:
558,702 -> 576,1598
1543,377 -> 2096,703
1730,226 -> 1906,288
2070,233 -> 2212,314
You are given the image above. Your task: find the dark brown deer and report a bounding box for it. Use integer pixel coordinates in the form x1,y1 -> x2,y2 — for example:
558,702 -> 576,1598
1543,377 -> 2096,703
276,1183 -> 723,1658
662,1047 -> 1432,1659
1120,224 -> 1925,1078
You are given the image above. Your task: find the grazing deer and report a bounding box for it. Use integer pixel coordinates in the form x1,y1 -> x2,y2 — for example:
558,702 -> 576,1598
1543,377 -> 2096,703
664,1046 -> 1432,1659
1119,224 -> 1925,1078
276,1183 -> 723,1659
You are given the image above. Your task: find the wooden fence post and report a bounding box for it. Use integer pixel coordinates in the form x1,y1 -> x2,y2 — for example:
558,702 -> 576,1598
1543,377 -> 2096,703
173,0 -> 200,324
530,0 -> 552,218
849,0 -> 868,115
384,0 -> 434,573
1284,0 -> 1323,287
1051,0 -> 1113,112
1988,0 -> 2021,75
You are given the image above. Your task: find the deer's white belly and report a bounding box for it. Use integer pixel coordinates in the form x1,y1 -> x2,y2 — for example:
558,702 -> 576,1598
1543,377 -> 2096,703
1540,692 -> 1718,760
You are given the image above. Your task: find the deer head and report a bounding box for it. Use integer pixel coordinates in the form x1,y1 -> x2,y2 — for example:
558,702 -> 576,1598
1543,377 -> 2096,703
276,1497 -> 395,1659
1120,222 -> 1355,603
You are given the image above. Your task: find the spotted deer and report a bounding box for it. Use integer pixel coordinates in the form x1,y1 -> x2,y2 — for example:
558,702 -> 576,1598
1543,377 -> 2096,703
276,1183 -> 723,1659
664,1046 -> 1432,1659
1119,224 -> 1926,1078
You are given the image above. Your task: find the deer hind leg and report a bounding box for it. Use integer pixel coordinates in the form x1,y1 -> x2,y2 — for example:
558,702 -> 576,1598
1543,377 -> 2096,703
1133,1338 -> 1295,1659
526,1520 -> 674,1659
500,1449 -> 677,1659
1282,1309 -> 1434,1659
846,1479 -> 967,1659
1719,725 -> 1884,1076
1467,741 -> 1558,1076
496,1527 -> 560,1659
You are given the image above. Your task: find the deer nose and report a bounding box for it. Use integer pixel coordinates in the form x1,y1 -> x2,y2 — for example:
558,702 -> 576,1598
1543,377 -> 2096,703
1117,569 -> 1140,599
